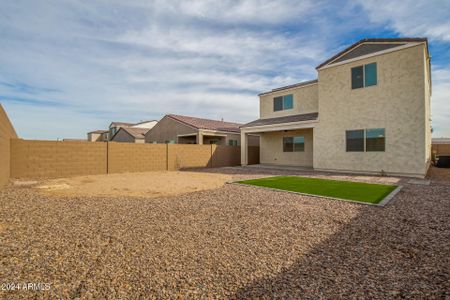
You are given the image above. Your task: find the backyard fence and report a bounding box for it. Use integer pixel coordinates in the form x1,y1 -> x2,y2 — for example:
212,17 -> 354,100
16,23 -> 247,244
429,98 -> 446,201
9,139 -> 259,179
0,105 -> 18,186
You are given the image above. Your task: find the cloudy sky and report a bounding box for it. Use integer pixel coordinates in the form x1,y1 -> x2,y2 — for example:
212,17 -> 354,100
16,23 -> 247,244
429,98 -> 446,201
1,0 -> 449,139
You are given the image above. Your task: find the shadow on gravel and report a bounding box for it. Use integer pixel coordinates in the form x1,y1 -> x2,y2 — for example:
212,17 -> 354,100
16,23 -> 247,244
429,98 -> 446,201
234,183 -> 450,299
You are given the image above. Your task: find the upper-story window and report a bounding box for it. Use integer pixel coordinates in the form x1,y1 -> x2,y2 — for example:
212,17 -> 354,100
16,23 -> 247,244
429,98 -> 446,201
351,62 -> 377,89
273,94 -> 293,111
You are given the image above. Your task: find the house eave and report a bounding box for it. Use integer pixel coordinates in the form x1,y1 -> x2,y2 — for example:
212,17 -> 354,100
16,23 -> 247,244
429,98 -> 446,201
241,119 -> 319,134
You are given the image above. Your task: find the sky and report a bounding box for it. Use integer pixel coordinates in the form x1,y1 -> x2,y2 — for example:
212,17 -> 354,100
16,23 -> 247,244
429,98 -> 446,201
0,0 -> 449,140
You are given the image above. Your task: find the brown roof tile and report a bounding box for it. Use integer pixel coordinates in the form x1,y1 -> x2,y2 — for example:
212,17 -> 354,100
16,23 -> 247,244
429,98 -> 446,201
122,127 -> 149,139
168,114 -> 242,133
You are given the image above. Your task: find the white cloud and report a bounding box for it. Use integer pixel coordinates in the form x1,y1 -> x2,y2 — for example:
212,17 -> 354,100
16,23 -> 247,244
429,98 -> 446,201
1,0 -> 449,139
357,0 -> 450,41
431,69 -> 450,137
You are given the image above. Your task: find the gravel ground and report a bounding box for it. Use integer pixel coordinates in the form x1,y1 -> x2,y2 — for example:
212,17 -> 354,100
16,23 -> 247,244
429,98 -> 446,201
0,167 -> 449,299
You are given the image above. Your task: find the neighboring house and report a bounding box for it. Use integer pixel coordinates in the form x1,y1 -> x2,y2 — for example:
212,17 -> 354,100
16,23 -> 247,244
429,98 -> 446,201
87,120 -> 158,142
241,38 -> 432,178
131,120 -> 158,129
87,130 -> 109,142
108,122 -> 135,140
146,114 -> 258,146
111,127 -> 149,143
109,121 -> 157,139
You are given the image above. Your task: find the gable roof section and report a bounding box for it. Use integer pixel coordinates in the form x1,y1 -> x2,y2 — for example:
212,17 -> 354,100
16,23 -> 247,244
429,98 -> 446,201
122,127 -> 149,139
316,38 -> 428,69
132,120 -> 158,126
112,127 -> 149,140
167,114 -> 242,133
259,79 -> 318,96
110,121 -> 135,127
241,112 -> 318,128
88,130 -> 108,134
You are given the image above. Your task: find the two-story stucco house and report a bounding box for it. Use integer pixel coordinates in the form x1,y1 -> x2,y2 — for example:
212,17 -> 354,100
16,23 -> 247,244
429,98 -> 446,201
241,38 -> 432,178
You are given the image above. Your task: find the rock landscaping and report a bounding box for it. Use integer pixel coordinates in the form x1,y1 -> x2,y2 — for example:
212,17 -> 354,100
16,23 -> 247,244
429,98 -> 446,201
0,167 -> 448,299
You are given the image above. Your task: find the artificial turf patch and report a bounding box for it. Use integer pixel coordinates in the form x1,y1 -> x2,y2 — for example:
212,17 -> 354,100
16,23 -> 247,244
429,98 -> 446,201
238,176 -> 397,204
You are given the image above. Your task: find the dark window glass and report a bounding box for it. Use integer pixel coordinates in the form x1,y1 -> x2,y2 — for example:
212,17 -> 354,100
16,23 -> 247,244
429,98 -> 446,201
346,130 -> 364,151
274,96 -> 283,111
351,66 -> 364,89
366,128 -> 385,151
364,63 -> 377,87
283,137 -> 294,152
283,94 -> 293,109
293,136 -> 305,152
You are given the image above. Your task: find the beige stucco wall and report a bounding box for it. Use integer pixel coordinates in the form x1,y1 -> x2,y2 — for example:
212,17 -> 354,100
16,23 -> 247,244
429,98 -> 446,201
259,83 -> 318,119
88,133 -> 98,142
423,48 -> 432,167
260,129 -> 313,167
145,116 -> 197,143
314,43 -> 430,177
0,104 -> 17,187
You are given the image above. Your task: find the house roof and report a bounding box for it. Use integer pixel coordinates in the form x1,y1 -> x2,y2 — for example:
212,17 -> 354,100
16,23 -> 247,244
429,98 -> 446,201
110,121 -> 135,127
167,114 -> 242,133
316,38 -> 428,69
258,79 -> 318,96
432,138 -> 450,145
241,112 -> 318,128
121,127 -> 149,139
133,120 -> 157,125
88,130 -> 108,134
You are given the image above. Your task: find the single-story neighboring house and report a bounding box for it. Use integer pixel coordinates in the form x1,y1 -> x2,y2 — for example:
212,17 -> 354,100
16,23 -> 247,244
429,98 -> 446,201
108,120 -> 157,140
111,127 -> 149,143
88,120 -> 158,142
146,114 -> 259,146
87,130 -> 109,142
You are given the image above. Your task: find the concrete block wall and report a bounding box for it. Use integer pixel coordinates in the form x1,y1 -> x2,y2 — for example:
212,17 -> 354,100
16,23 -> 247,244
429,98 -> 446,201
108,142 -> 167,173
9,139 -> 260,179
432,144 -> 450,156
10,139 -> 107,178
168,144 -> 212,170
212,145 -> 241,167
0,104 -> 17,187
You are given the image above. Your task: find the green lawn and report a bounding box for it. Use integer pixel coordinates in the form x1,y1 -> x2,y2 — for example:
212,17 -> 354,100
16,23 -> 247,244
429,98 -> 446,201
238,176 -> 397,204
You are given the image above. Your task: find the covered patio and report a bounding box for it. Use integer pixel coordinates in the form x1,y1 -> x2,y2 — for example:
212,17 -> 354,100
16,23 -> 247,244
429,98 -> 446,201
240,113 -> 318,167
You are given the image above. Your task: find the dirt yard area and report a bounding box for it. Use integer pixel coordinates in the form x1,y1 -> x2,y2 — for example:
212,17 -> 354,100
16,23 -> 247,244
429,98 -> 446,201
0,167 -> 449,299
33,171 -> 232,198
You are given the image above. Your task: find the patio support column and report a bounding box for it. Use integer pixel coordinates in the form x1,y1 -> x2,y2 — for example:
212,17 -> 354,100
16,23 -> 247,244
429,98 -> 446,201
197,131 -> 203,144
241,131 -> 248,166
